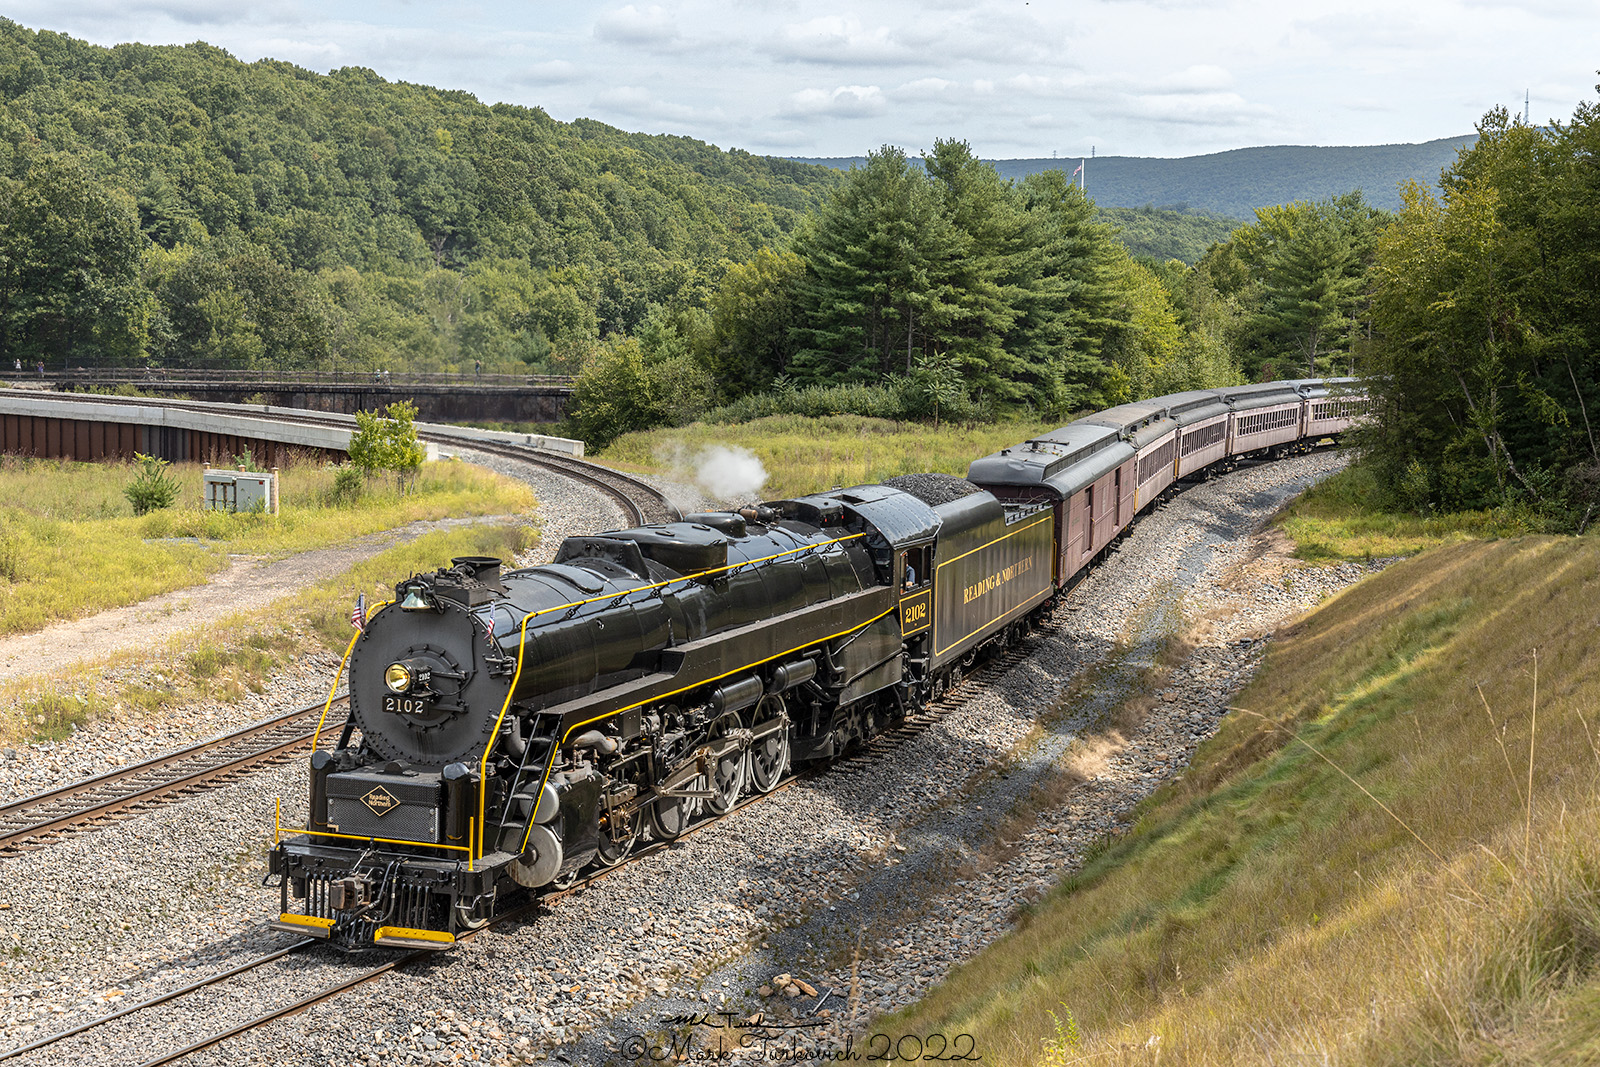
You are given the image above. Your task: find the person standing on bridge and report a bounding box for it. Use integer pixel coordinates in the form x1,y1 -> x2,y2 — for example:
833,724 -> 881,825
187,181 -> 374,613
474,359 -> 481,379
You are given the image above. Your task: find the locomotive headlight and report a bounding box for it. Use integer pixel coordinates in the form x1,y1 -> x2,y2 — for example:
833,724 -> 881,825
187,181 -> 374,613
384,663 -> 413,693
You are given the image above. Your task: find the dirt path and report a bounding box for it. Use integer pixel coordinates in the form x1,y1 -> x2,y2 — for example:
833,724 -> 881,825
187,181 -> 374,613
0,515 -> 516,684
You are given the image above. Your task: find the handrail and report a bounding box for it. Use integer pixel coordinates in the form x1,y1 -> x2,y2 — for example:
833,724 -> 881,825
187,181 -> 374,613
1,367 -> 574,388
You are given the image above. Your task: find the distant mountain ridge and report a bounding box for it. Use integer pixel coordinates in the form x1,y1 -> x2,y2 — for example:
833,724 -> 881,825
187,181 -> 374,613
789,136 -> 1476,218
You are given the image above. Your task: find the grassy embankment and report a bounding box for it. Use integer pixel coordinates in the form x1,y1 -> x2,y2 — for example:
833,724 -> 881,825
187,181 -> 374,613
883,523 -> 1600,1062
1276,462 -> 1552,562
0,456 -> 535,743
599,414 -> 1060,500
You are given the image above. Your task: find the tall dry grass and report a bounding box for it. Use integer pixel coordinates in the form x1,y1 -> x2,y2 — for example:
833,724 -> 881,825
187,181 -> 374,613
599,414 -> 1060,500
884,536 -> 1600,1064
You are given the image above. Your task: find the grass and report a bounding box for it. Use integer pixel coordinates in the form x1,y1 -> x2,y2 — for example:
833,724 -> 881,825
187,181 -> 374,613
0,455 -> 533,635
14,687 -> 104,742
1276,462 -> 1551,562
882,535 -> 1600,1064
0,521 -> 533,745
598,414 -> 1061,500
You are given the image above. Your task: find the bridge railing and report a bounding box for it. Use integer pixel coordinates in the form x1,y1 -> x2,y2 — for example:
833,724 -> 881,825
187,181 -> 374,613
0,365 -> 575,389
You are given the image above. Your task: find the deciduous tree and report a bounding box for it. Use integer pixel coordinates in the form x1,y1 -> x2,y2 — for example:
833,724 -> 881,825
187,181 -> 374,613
0,157 -> 150,366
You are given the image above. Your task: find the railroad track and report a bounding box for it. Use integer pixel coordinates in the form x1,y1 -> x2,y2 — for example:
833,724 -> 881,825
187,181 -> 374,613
0,698 -> 343,857
0,779 -> 792,1067
0,607 -> 1054,1065
423,432 -> 679,527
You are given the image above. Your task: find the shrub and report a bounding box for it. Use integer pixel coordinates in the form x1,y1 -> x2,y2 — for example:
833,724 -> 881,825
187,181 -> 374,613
124,453 -> 182,516
20,688 -> 96,742
349,401 -> 426,492
330,464 -> 364,505
0,518 -> 22,581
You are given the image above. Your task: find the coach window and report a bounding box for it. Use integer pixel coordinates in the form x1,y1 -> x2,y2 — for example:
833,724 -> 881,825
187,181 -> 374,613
903,545 -> 933,589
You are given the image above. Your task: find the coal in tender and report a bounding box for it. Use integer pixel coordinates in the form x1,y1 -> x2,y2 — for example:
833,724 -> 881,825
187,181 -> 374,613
883,472 -> 983,507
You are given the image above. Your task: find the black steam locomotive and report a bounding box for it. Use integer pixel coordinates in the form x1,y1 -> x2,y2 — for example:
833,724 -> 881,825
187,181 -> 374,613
267,378 -> 1367,949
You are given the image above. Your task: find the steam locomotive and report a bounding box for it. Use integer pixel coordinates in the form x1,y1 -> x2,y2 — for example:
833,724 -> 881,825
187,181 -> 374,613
267,378 -> 1368,949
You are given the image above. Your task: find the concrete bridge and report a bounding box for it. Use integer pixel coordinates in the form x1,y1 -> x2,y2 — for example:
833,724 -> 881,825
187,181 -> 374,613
0,367 -> 574,425
0,389 -> 359,467
0,388 -> 586,467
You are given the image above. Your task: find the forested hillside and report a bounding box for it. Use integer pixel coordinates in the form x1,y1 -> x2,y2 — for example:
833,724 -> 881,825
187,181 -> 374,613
0,20 -> 839,373
0,14 -> 1391,457
17,15 -> 1590,529
796,137 -> 1475,218
566,143 -> 1394,448
1099,206 -> 1242,263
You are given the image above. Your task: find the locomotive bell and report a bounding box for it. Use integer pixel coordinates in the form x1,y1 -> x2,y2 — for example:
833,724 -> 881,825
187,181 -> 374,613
399,580 -> 437,611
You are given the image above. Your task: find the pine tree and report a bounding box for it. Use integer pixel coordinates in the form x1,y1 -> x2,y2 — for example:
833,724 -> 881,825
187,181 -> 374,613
922,139 -> 1034,406
1016,170 -> 1127,411
789,147 -> 962,384
1258,206 -> 1361,376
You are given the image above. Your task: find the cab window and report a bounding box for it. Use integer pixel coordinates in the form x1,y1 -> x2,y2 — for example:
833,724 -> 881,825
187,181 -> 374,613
902,545 -> 933,589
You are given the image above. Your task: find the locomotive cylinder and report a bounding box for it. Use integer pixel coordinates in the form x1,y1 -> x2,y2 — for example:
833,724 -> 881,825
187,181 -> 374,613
710,676 -> 763,715
768,658 -> 817,693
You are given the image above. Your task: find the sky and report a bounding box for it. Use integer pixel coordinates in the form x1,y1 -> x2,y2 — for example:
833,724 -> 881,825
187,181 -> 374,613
7,1 -> 1596,159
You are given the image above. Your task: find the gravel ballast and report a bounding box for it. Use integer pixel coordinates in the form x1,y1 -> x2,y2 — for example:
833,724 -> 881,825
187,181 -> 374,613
0,449 -> 1380,1067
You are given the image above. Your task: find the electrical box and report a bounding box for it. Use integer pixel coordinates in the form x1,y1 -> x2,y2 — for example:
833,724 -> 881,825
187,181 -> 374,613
204,468 -> 279,514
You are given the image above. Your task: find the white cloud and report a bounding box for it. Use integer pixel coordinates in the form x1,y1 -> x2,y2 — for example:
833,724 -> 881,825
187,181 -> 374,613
8,0 -> 1598,159
1001,73 -> 1084,99
244,36 -> 342,68
66,0 -> 302,25
770,16 -> 913,64
1291,12 -> 1433,51
744,127 -> 818,149
593,5 -> 679,47
780,84 -> 888,118
595,86 -> 715,124
891,77 -> 960,101
509,60 -> 583,86
1109,91 -> 1271,129
1153,65 -> 1234,94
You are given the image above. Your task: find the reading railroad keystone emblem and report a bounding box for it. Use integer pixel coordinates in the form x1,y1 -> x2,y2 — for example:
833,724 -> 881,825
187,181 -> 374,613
361,786 -> 399,816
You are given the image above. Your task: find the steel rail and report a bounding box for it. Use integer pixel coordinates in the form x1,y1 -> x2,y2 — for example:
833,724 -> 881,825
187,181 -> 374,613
3,610 -> 1056,1066
0,941 -> 313,1064
0,697 -> 344,855
132,946 -> 437,1067
422,432 -> 678,527
129,770 -> 804,1066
